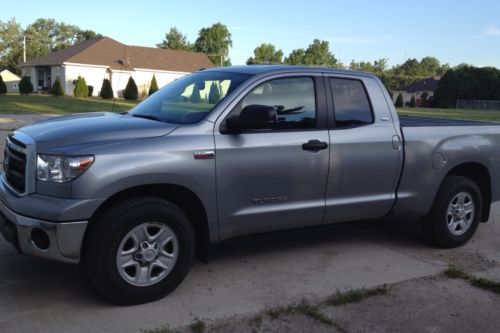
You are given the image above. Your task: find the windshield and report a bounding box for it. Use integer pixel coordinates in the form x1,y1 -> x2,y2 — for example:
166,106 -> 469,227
130,71 -> 251,124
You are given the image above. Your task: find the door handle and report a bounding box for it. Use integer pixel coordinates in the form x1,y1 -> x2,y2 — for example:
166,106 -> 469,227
302,140 -> 328,152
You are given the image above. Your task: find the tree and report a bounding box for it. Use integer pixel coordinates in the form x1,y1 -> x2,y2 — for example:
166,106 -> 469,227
285,40 -> 339,67
0,75 -> 6,94
190,84 -> 201,103
208,81 -> 221,104
0,18 -> 23,74
0,17 -> 101,74
303,39 -> 339,67
285,48 -> 306,65
194,23 -> 232,66
247,43 -> 283,65
73,76 -> 88,98
409,95 -> 416,107
51,77 -> 64,96
434,65 -> 500,108
99,79 -> 114,99
157,27 -> 192,50
395,93 -> 404,107
420,92 -> 429,106
148,74 -> 159,96
123,77 -> 138,100
19,76 -> 33,95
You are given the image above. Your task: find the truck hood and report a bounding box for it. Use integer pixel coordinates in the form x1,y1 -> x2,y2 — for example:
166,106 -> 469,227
19,112 -> 178,148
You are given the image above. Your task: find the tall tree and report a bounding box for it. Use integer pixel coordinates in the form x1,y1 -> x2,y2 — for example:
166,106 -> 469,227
157,27 -> 192,50
0,18 -> 23,74
247,43 -> 283,65
285,48 -> 306,65
302,39 -> 339,67
285,40 -> 339,67
0,17 -> 101,74
194,23 -> 232,66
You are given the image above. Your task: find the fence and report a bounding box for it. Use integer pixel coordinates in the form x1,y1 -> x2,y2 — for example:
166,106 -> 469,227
456,100 -> 500,111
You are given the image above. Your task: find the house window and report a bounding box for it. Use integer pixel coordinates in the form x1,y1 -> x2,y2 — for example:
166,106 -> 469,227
13,83 -> 18,89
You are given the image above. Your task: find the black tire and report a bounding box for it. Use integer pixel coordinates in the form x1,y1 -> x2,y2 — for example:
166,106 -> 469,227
422,175 -> 482,248
83,197 -> 195,305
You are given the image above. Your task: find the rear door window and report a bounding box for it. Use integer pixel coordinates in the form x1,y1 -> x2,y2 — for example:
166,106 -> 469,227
330,78 -> 373,128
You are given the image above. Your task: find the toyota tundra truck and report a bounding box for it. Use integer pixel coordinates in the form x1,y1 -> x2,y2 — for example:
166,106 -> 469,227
1,66 -> 499,304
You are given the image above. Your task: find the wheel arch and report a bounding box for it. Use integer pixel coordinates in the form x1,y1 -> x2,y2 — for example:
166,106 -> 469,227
446,162 -> 491,222
83,184 -> 210,263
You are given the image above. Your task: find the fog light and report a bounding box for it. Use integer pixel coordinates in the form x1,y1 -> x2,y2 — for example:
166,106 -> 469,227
31,228 -> 50,251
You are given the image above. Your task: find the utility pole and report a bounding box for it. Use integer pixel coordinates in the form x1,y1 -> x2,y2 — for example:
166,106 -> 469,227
23,36 -> 26,63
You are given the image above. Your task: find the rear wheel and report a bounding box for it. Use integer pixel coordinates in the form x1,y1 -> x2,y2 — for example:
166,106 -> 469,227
423,176 -> 482,248
83,197 -> 195,305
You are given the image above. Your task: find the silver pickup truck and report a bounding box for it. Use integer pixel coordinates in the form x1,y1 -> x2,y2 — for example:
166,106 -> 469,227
1,66 -> 499,304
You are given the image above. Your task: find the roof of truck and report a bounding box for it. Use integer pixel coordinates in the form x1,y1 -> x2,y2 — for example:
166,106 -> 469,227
202,65 -> 378,77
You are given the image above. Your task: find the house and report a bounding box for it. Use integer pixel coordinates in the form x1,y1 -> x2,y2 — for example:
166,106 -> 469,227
19,37 -> 214,97
393,77 -> 440,106
0,69 -> 21,93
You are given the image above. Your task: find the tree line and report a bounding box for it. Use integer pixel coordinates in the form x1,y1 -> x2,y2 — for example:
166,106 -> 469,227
0,18 -> 101,74
2,18 -> 499,106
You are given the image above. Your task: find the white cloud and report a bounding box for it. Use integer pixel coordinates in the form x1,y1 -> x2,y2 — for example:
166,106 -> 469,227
476,23 -> 500,38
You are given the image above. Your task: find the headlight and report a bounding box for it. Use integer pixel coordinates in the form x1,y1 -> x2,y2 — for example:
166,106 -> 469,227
37,155 -> 94,183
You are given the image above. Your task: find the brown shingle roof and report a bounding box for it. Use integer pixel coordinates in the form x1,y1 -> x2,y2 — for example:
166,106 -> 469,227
21,37 -> 214,72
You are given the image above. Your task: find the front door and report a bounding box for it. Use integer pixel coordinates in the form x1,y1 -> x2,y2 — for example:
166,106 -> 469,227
214,74 -> 330,239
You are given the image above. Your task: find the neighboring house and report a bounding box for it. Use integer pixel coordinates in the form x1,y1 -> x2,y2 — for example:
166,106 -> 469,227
0,69 -> 21,93
19,37 -> 214,97
393,77 -> 440,106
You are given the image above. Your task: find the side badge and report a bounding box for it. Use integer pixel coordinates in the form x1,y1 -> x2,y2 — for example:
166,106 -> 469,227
193,151 -> 215,160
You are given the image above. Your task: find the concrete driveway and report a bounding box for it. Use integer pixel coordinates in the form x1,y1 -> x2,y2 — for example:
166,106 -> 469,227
0,114 -> 499,332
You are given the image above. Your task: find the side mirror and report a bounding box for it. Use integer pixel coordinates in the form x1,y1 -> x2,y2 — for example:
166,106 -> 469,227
223,105 -> 277,134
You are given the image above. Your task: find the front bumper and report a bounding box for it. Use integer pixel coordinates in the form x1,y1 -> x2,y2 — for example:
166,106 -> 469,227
0,199 -> 88,264
0,175 -> 100,264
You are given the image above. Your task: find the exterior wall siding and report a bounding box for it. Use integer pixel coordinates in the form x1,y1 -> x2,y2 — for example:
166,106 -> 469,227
63,64 -> 109,97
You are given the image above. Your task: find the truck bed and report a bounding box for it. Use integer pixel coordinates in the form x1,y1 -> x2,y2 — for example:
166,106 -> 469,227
399,115 -> 499,127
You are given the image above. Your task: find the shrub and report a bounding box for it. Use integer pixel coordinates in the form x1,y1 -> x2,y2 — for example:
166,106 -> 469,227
51,77 -> 65,97
19,76 -> 34,95
123,77 -> 138,100
395,93 -> 404,107
99,79 -> 114,99
87,85 -> 94,97
208,81 -> 221,104
148,74 -> 159,96
73,76 -> 89,98
190,84 -> 201,103
0,75 -> 7,95
409,95 -> 416,107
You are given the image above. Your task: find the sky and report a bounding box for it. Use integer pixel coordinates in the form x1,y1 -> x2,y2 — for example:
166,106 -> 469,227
2,0 -> 500,68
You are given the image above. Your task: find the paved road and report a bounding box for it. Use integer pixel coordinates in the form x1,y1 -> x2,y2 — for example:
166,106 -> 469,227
0,114 -> 499,332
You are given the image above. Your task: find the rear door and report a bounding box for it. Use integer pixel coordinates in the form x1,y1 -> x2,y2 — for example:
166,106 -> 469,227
323,75 -> 401,223
214,73 -> 330,239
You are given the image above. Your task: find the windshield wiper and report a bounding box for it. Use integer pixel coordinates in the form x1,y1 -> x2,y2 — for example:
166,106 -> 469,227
131,114 -> 161,122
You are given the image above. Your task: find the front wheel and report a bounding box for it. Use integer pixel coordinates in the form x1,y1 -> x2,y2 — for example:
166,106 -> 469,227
83,197 -> 195,305
423,176 -> 482,248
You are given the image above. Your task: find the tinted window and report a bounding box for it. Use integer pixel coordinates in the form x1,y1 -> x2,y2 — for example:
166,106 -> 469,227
330,78 -> 373,128
131,71 -> 251,124
240,77 -> 316,130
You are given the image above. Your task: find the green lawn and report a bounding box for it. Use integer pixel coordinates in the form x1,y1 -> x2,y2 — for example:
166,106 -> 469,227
0,94 -> 139,114
397,107 -> 500,122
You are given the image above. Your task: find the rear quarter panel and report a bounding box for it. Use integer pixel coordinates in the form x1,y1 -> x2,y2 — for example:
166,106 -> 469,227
394,125 -> 500,217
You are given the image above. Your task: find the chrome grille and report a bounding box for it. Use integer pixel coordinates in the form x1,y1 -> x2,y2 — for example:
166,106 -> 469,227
4,136 -> 27,193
